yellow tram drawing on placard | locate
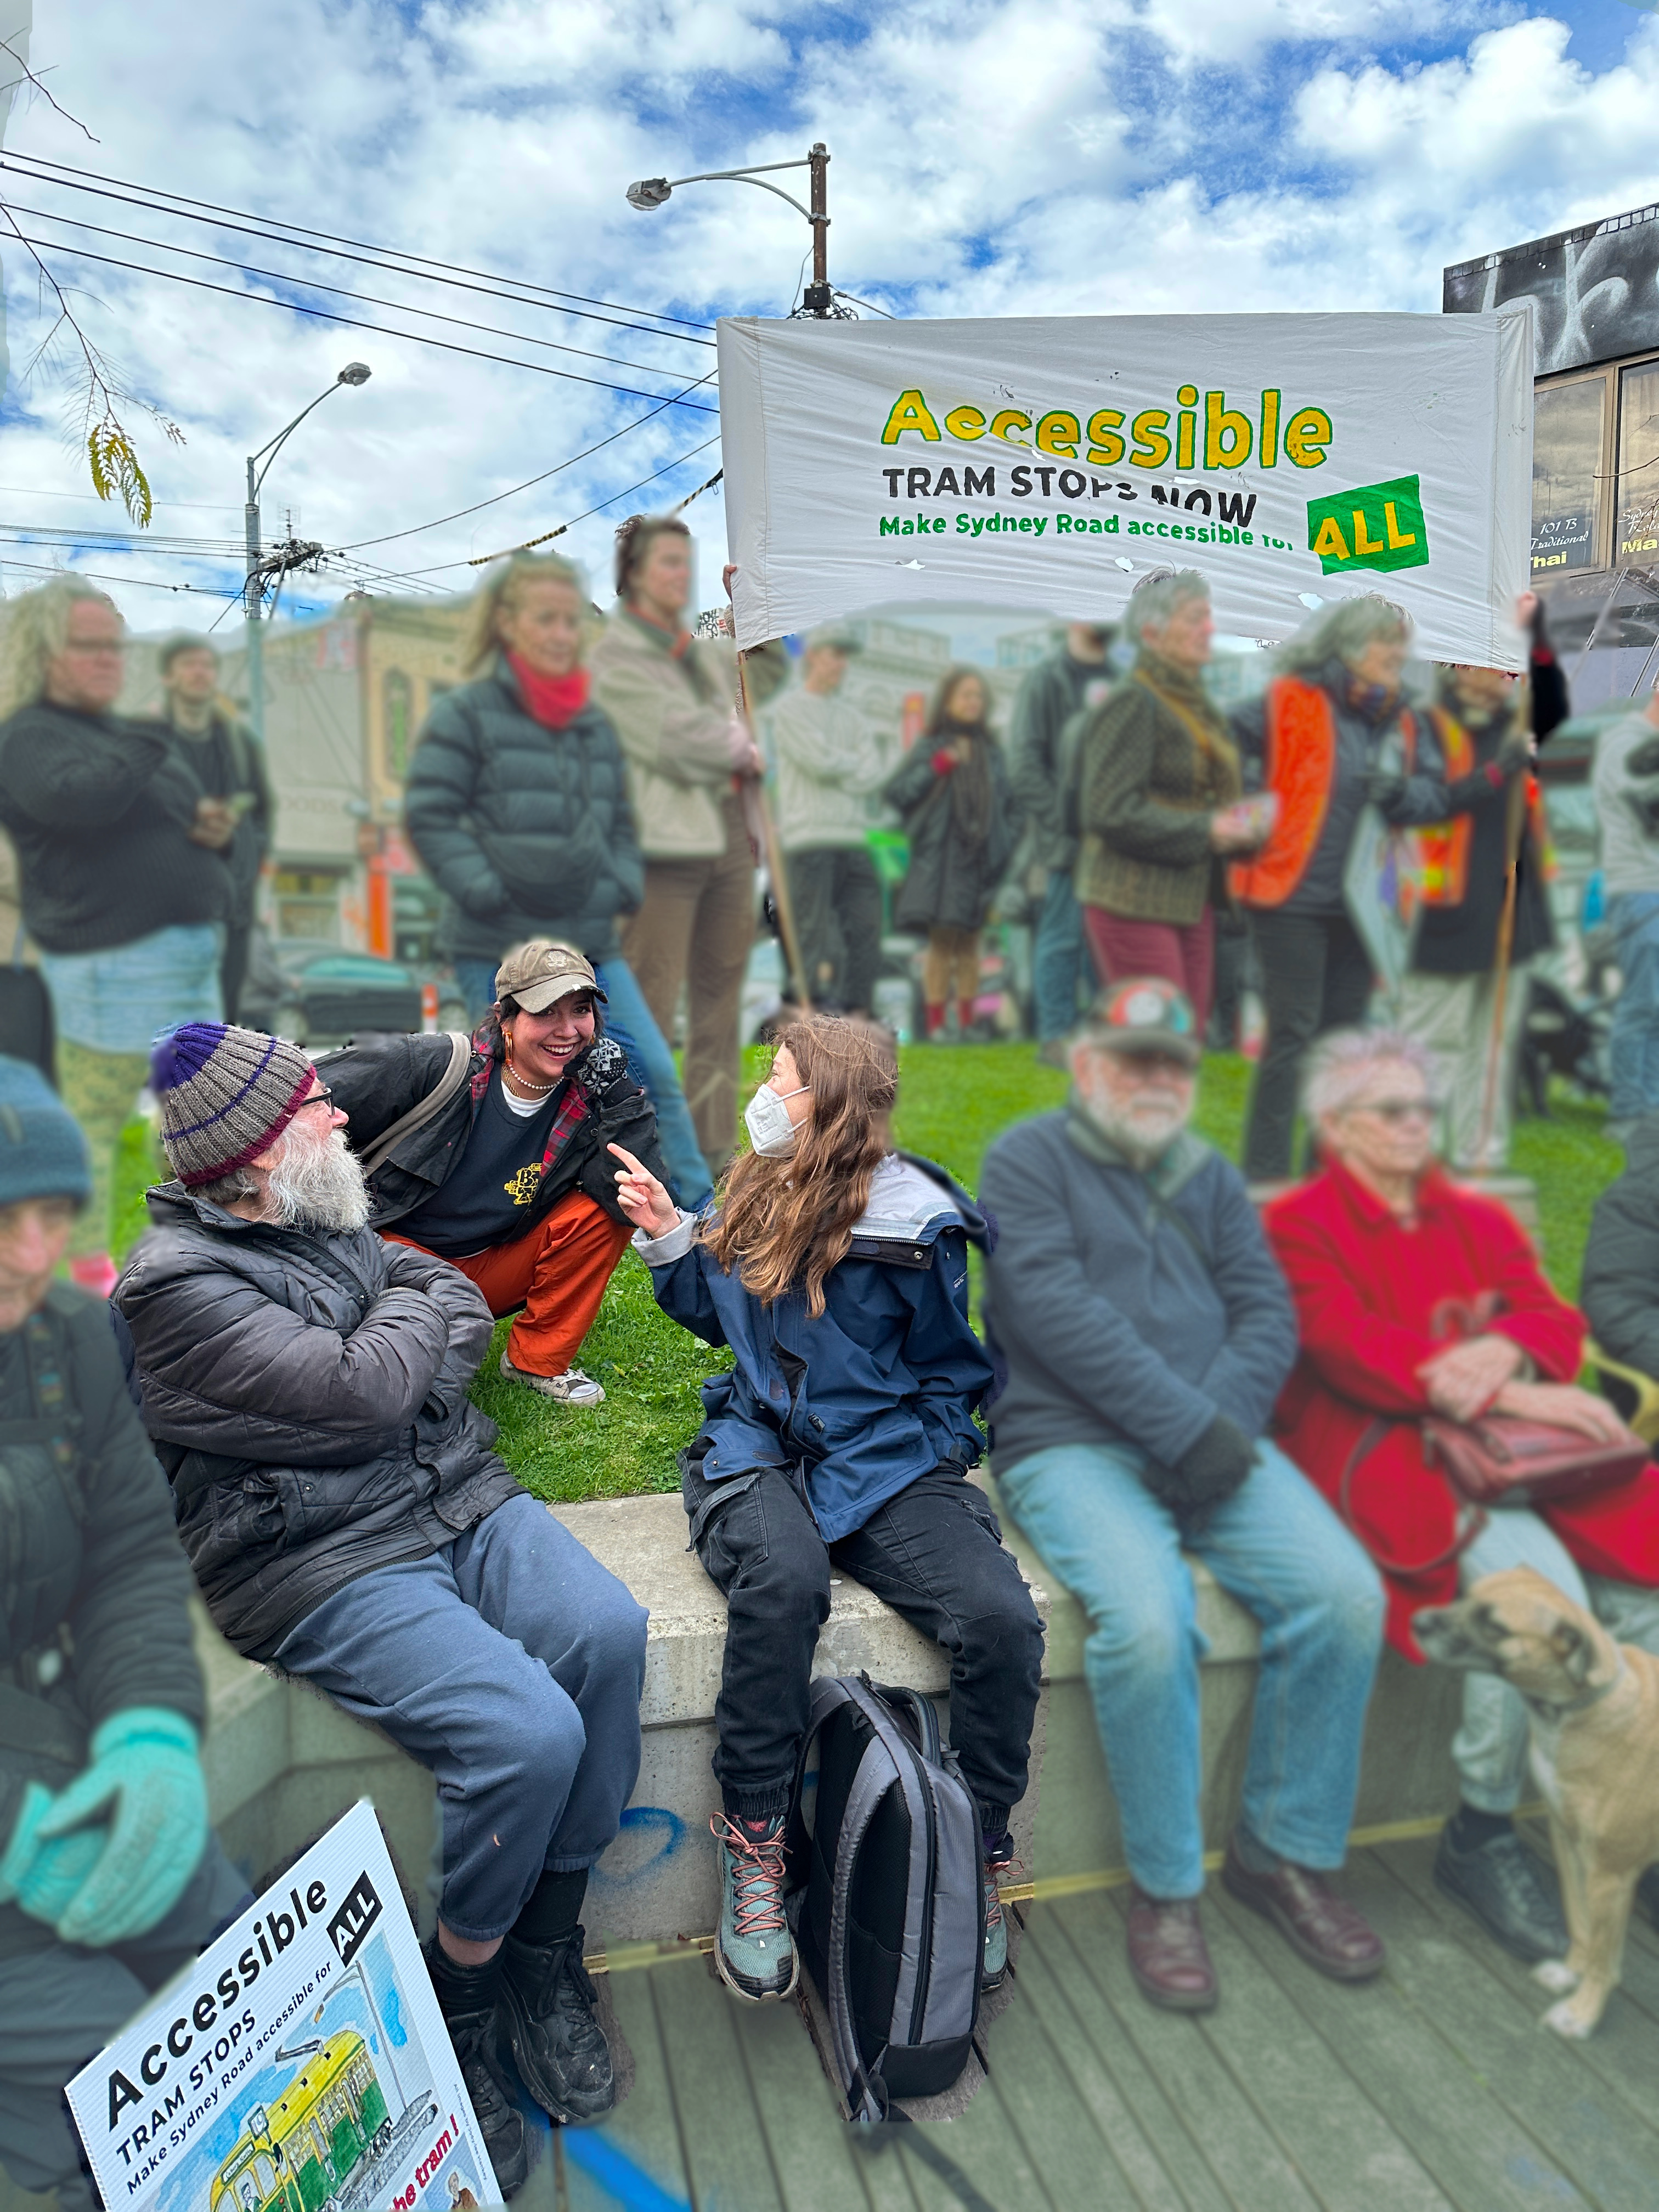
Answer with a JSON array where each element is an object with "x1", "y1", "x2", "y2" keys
[{"x1": 208, "y1": 2033, "x2": 391, "y2": 2212}]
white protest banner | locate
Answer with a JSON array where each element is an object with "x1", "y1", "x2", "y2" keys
[
  {"x1": 66, "y1": 1801, "x2": 494, "y2": 2212},
  {"x1": 718, "y1": 309, "x2": 1534, "y2": 668}
]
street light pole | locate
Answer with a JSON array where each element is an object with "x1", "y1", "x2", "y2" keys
[
  {"x1": 803, "y1": 142, "x2": 831, "y2": 316},
  {"x1": 242, "y1": 362, "x2": 371, "y2": 740},
  {"x1": 626, "y1": 144, "x2": 837, "y2": 317}
]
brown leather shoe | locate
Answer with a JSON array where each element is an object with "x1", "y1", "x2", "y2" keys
[
  {"x1": 1125, "y1": 1887, "x2": 1218, "y2": 2012},
  {"x1": 1221, "y1": 1838, "x2": 1385, "y2": 1982}
]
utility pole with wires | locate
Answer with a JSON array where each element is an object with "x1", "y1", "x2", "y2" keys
[{"x1": 242, "y1": 362, "x2": 370, "y2": 739}]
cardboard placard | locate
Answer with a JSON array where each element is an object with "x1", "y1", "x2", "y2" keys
[{"x1": 66, "y1": 1802, "x2": 493, "y2": 2212}]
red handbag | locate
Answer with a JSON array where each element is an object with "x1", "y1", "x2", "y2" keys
[{"x1": 1336, "y1": 1294, "x2": 1649, "y2": 1576}]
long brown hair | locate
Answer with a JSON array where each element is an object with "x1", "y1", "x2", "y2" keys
[
  {"x1": 701, "y1": 1015, "x2": 899, "y2": 1317},
  {"x1": 923, "y1": 663, "x2": 996, "y2": 848}
]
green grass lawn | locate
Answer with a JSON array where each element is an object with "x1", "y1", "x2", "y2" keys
[{"x1": 110, "y1": 1044, "x2": 1619, "y2": 1505}]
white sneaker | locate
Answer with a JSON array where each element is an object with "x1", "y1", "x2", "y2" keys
[{"x1": 499, "y1": 1355, "x2": 605, "y2": 1406}]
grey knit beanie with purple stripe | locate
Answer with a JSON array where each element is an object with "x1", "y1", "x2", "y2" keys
[{"x1": 150, "y1": 1023, "x2": 316, "y2": 1187}]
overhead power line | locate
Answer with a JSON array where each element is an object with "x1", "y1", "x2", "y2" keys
[
  {"x1": 334, "y1": 378, "x2": 718, "y2": 553},
  {"x1": 2, "y1": 152, "x2": 717, "y2": 337},
  {"x1": 4, "y1": 232, "x2": 722, "y2": 411},
  {"x1": 0, "y1": 551, "x2": 244, "y2": 600},
  {"x1": 7, "y1": 200, "x2": 715, "y2": 383},
  {"x1": 455, "y1": 432, "x2": 723, "y2": 569}
]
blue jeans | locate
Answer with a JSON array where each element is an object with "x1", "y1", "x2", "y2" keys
[
  {"x1": 1609, "y1": 891, "x2": 1659, "y2": 1121},
  {"x1": 274, "y1": 1493, "x2": 648, "y2": 1942},
  {"x1": 38, "y1": 922, "x2": 223, "y2": 1052},
  {"x1": 1033, "y1": 870, "x2": 1090, "y2": 1041},
  {"x1": 454, "y1": 954, "x2": 713, "y2": 1211},
  {"x1": 996, "y1": 1438, "x2": 1384, "y2": 1898},
  {"x1": 1454, "y1": 1506, "x2": 1659, "y2": 1812}
]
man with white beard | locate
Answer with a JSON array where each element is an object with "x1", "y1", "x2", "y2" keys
[
  {"x1": 980, "y1": 979, "x2": 1386, "y2": 2013},
  {"x1": 115, "y1": 1023, "x2": 648, "y2": 2199}
]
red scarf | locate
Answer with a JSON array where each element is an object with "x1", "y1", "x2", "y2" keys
[{"x1": 507, "y1": 652, "x2": 589, "y2": 729}]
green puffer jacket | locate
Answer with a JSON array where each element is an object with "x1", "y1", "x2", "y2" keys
[
  {"x1": 404, "y1": 659, "x2": 645, "y2": 963},
  {"x1": 1, "y1": 1286, "x2": 206, "y2": 1960}
]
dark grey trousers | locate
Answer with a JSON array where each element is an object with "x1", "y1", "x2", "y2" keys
[
  {"x1": 786, "y1": 845, "x2": 883, "y2": 1014},
  {"x1": 0, "y1": 1840, "x2": 250, "y2": 2211}
]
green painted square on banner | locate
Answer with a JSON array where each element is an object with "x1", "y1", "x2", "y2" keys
[{"x1": 1306, "y1": 474, "x2": 1430, "y2": 576}]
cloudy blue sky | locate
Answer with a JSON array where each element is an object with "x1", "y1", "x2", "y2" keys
[{"x1": 1, "y1": 0, "x2": 1656, "y2": 634}]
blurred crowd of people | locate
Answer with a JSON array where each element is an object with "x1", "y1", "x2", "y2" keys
[
  {"x1": 8, "y1": 540, "x2": 1659, "y2": 1291},
  {"x1": 7, "y1": 536, "x2": 1659, "y2": 2196}
]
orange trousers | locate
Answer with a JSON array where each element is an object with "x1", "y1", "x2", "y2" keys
[{"x1": 386, "y1": 1192, "x2": 632, "y2": 1378}]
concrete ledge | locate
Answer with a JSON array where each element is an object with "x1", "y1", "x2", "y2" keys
[{"x1": 192, "y1": 1482, "x2": 1462, "y2": 1949}]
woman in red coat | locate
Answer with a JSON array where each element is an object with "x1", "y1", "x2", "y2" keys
[{"x1": 1266, "y1": 1025, "x2": 1659, "y2": 1967}]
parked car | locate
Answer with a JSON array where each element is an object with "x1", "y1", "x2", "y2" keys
[{"x1": 239, "y1": 934, "x2": 456, "y2": 1047}]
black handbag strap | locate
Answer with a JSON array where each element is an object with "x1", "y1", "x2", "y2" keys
[{"x1": 1336, "y1": 1417, "x2": 1486, "y2": 1579}]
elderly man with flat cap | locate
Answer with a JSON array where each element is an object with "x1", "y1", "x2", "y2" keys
[
  {"x1": 981, "y1": 978, "x2": 1387, "y2": 2014},
  {"x1": 320, "y1": 937, "x2": 669, "y2": 1405},
  {"x1": 768, "y1": 627, "x2": 888, "y2": 1014},
  {"x1": 116, "y1": 1017, "x2": 650, "y2": 2196}
]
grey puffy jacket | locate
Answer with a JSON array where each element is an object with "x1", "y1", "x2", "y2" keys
[{"x1": 116, "y1": 1187, "x2": 521, "y2": 1661}]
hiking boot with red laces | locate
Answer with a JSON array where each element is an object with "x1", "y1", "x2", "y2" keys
[
  {"x1": 712, "y1": 1811, "x2": 797, "y2": 2003},
  {"x1": 982, "y1": 1835, "x2": 1019, "y2": 1991}
]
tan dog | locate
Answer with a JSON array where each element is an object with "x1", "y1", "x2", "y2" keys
[{"x1": 1414, "y1": 1566, "x2": 1659, "y2": 2038}]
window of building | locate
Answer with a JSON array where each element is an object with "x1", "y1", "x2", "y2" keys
[
  {"x1": 1531, "y1": 375, "x2": 1608, "y2": 575},
  {"x1": 382, "y1": 668, "x2": 413, "y2": 782},
  {"x1": 1616, "y1": 358, "x2": 1659, "y2": 561}
]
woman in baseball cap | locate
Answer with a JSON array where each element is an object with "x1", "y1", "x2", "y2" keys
[{"x1": 319, "y1": 940, "x2": 674, "y2": 1404}]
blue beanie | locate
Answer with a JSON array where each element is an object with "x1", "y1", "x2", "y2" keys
[{"x1": 0, "y1": 1056, "x2": 92, "y2": 1209}]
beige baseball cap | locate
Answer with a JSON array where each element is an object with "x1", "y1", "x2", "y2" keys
[{"x1": 493, "y1": 940, "x2": 606, "y2": 1013}]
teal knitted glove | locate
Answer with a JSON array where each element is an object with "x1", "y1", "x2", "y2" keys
[
  {"x1": 37, "y1": 1708, "x2": 207, "y2": 1948},
  {"x1": 0, "y1": 1783, "x2": 110, "y2": 1926}
]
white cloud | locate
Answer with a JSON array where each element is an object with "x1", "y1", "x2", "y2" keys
[{"x1": 0, "y1": 2, "x2": 1654, "y2": 634}]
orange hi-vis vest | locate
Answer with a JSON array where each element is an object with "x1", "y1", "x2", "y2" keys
[
  {"x1": 1229, "y1": 678, "x2": 1420, "y2": 911},
  {"x1": 1417, "y1": 705, "x2": 1553, "y2": 907},
  {"x1": 1417, "y1": 710, "x2": 1475, "y2": 907}
]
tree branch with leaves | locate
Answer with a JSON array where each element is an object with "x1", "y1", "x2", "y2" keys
[{"x1": 0, "y1": 34, "x2": 183, "y2": 524}]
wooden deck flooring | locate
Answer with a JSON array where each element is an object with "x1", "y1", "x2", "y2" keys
[{"x1": 523, "y1": 1829, "x2": 1659, "y2": 2212}]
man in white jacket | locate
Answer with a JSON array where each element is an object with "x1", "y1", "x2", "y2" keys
[{"x1": 770, "y1": 629, "x2": 888, "y2": 1014}]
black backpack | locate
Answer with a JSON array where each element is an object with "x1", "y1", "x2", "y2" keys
[{"x1": 786, "y1": 1674, "x2": 984, "y2": 2122}]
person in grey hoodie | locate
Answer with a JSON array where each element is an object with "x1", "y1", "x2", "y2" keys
[{"x1": 981, "y1": 977, "x2": 1385, "y2": 2015}]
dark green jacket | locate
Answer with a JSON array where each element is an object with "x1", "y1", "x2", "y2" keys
[
  {"x1": 1, "y1": 1287, "x2": 206, "y2": 1959},
  {"x1": 404, "y1": 660, "x2": 645, "y2": 964},
  {"x1": 1010, "y1": 649, "x2": 1111, "y2": 873},
  {"x1": 1074, "y1": 665, "x2": 1240, "y2": 926}
]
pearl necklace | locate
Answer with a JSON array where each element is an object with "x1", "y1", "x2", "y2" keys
[{"x1": 503, "y1": 1061, "x2": 557, "y2": 1099}]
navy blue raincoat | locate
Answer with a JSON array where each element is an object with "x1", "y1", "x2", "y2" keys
[{"x1": 637, "y1": 1154, "x2": 993, "y2": 1543}]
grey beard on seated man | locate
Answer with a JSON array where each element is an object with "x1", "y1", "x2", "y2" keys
[
  {"x1": 1071, "y1": 1042, "x2": 1195, "y2": 1169},
  {"x1": 204, "y1": 1114, "x2": 372, "y2": 1232}
]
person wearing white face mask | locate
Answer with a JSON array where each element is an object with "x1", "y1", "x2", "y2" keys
[{"x1": 608, "y1": 1014, "x2": 1042, "y2": 2010}]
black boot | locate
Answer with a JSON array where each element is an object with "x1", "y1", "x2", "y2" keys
[
  {"x1": 425, "y1": 1943, "x2": 528, "y2": 2197},
  {"x1": 1433, "y1": 1811, "x2": 1567, "y2": 1963},
  {"x1": 499, "y1": 1928, "x2": 616, "y2": 2123}
]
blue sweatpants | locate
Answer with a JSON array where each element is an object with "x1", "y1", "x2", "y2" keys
[{"x1": 274, "y1": 1494, "x2": 648, "y2": 1942}]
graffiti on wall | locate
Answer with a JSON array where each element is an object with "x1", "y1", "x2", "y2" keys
[{"x1": 1444, "y1": 202, "x2": 1659, "y2": 376}]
